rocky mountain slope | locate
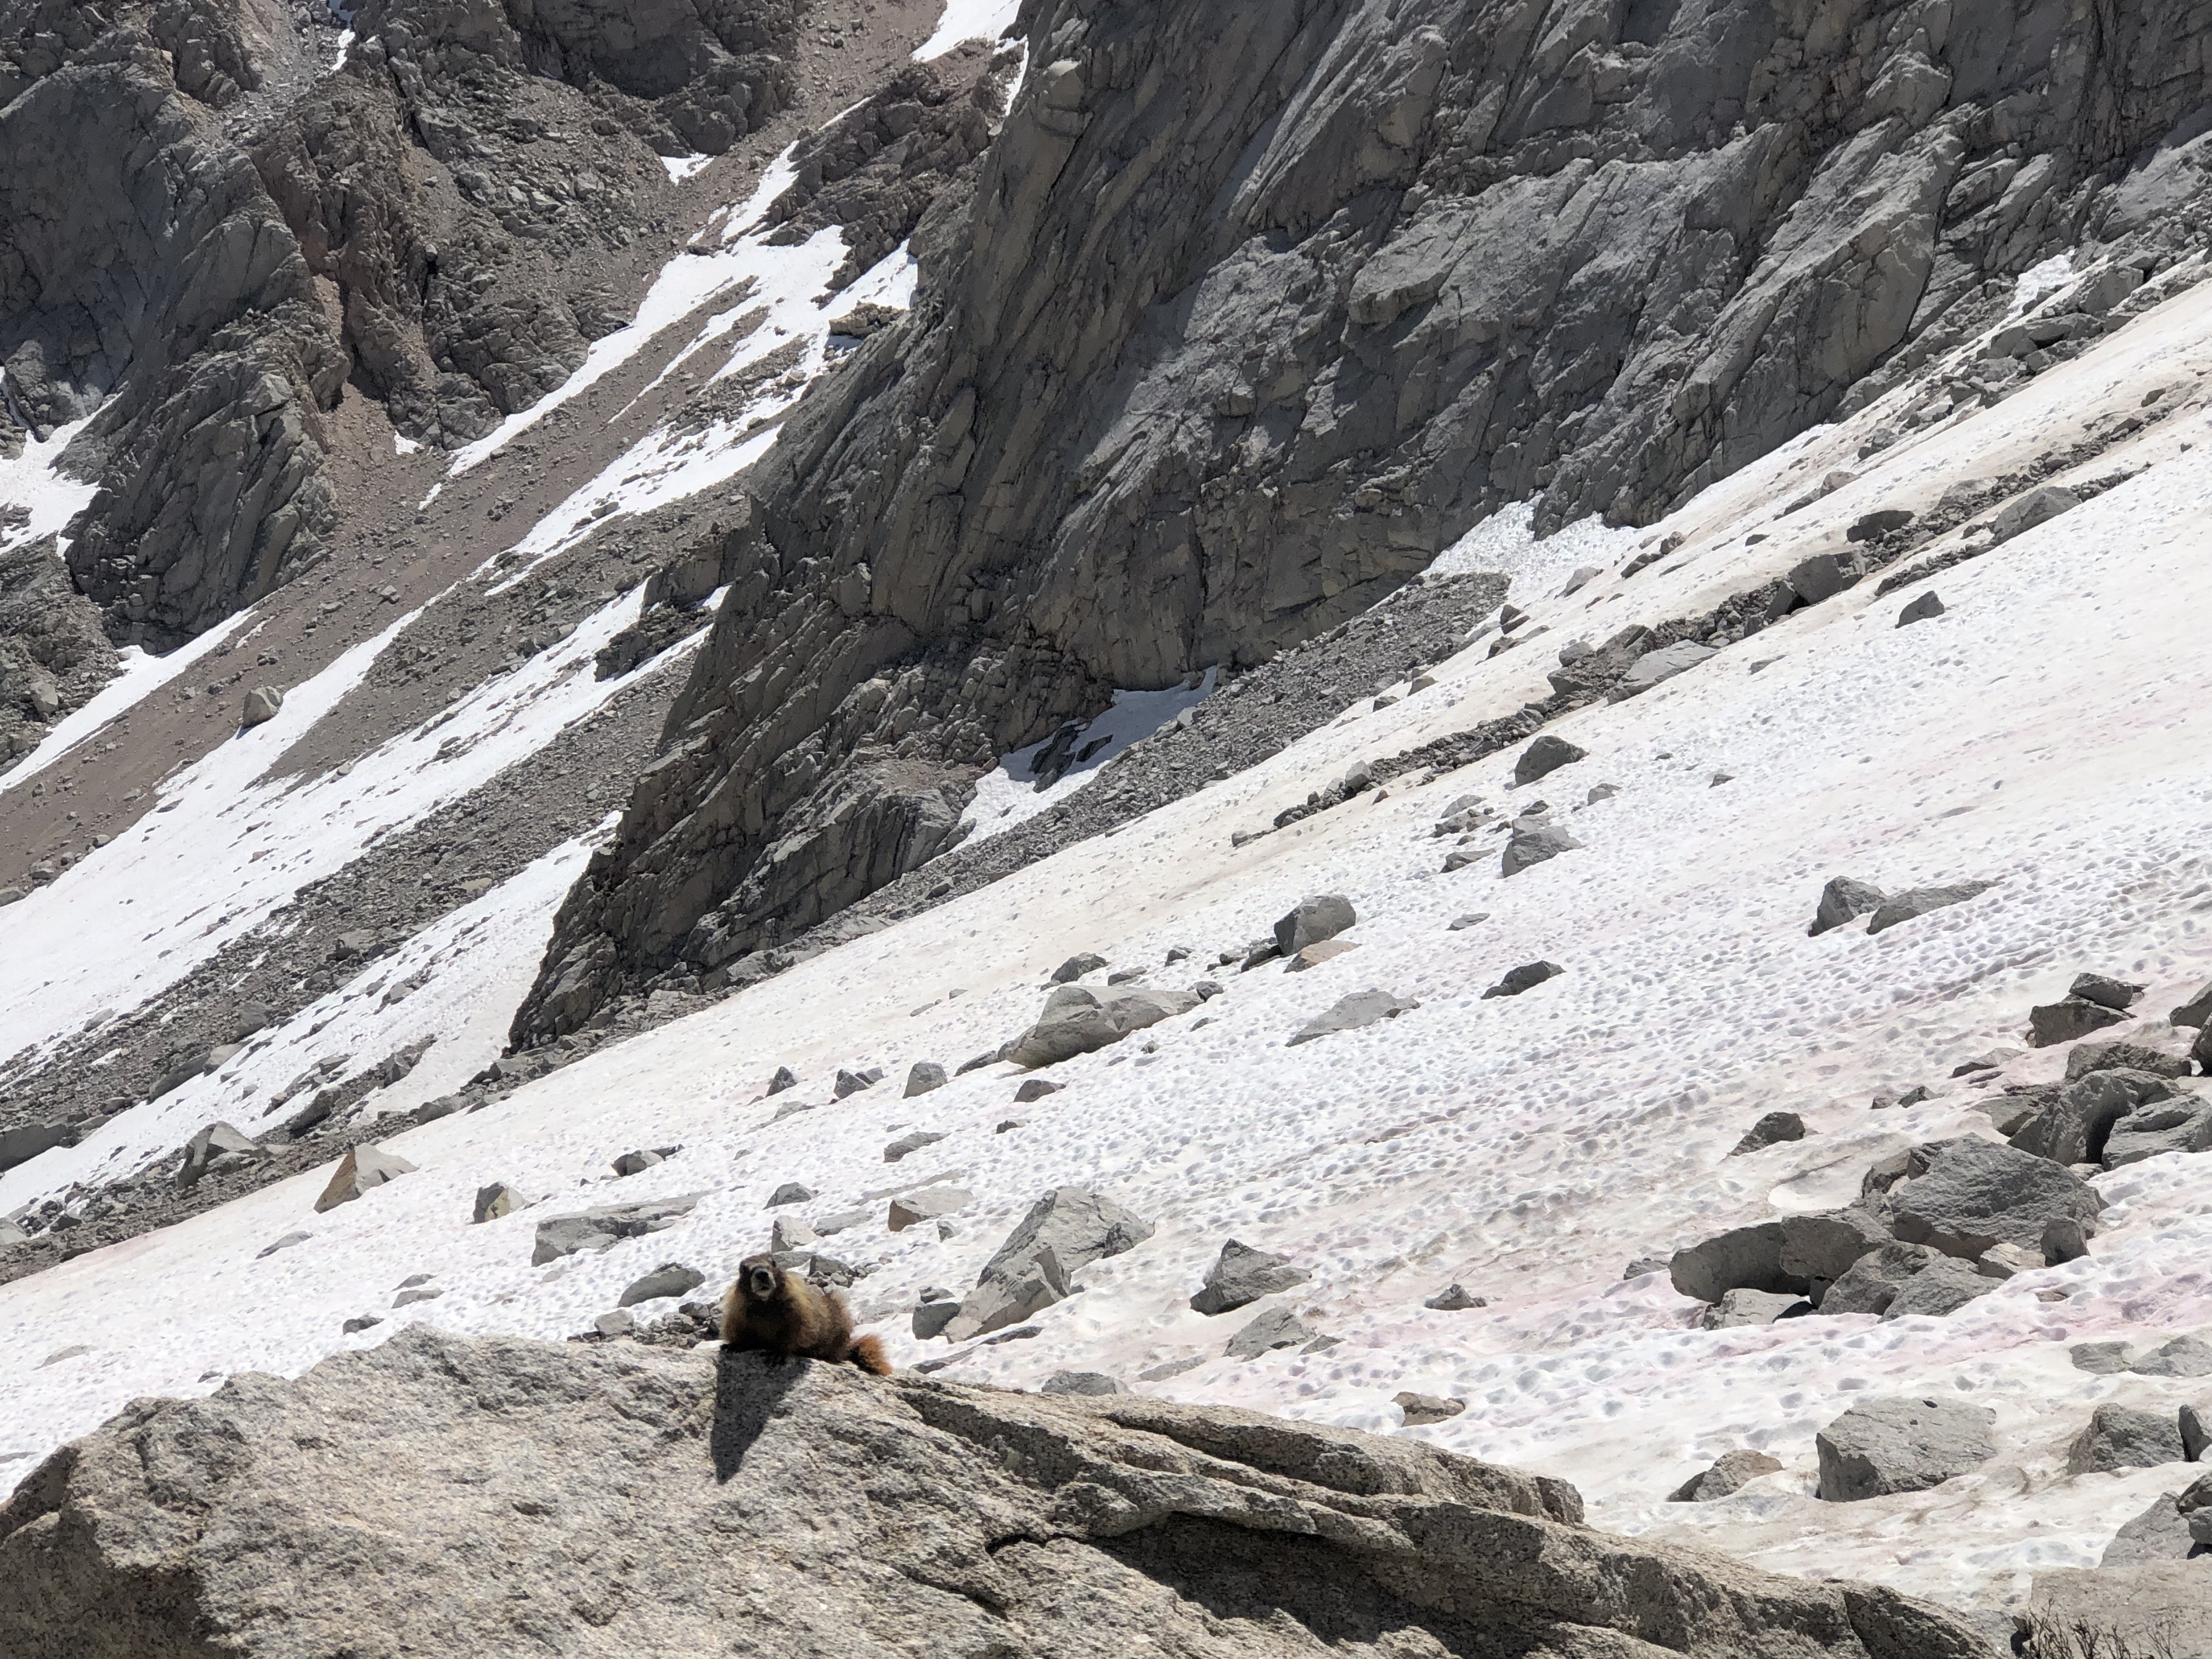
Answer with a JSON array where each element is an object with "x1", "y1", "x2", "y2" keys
[{"x1": 5, "y1": 0, "x2": 2212, "y2": 1651}]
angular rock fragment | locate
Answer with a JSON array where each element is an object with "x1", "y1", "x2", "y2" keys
[
  {"x1": 888, "y1": 1187, "x2": 970, "y2": 1233},
  {"x1": 1224, "y1": 1305, "x2": 1313, "y2": 1359},
  {"x1": 1883, "y1": 1256, "x2": 1996, "y2": 1319},
  {"x1": 1894, "y1": 592, "x2": 1944, "y2": 627},
  {"x1": 1013, "y1": 1079, "x2": 1063, "y2": 1103},
  {"x1": 903, "y1": 1062, "x2": 947, "y2": 1097},
  {"x1": 1513, "y1": 735, "x2": 1587, "y2": 786},
  {"x1": 769, "y1": 1215, "x2": 817, "y2": 1252},
  {"x1": 883, "y1": 1130, "x2": 946, "y2": 1163},
  {"x1": 1808, "y1": 877, "x2": 1886, "y2": 936},
  {"x1": 834, "y1": 1068, "x2": 885, "y2": 1098},
  {"x1": 1189, "y1": 1240, "x2": 1312, "y2": 1316},
  {"x1": 472, "y1": 1183, "x2": 527, "y2": 1223},
  {"x1": 618, "y1": 1263, "x2": 706, "y2": 1308},
  {"x1": 1612, "y1": 640, "x2": 1717, "y2": 699},
  {"x1": 1041, "y1": 1371, "x2": 1125, "y2": 1397},
  {"x1": 530, "y1": 1196, "x2": 701, "y2": 1265},
  {"x1": 239, "y1": 686, "x2": 284, "y2": 727},
  {"x1": 1870, "y1": 1136, "x2": 2102, "y2": 1259},
  {"x1": 2129, "y1": 1335, "x2": 2212, "y2": 1379},
  {"x1": 1669, "y1": 1449, "x2": 1783, "y2": 1502},
  {"x1": 2010, "y1": 1069, "x2": 2190, "y2": 1165},
  {"x1": 2071, "y1": 973, "x2": 2147, "y2": 1012},
  {"x1": 767, "y1": 1066, "x2": 799, "y2": 1095},
  {"x1": 1989, "y1": 484, "x2": 2079, "y2": 544},
  {"x1": 1285, "y1": 939, "x2": 1359, "y2": 972},
  {"x1": 1395, "y1": 1392, "x2": 1466, "y2": 1425},
  {"x1": 940, "y1": 1188, "x2": 1153, "y2": 1343},
  {"x1": 1425, "y1": 1284, "x2": 1486, "y2": 1310},
  {"x1": 1482, "y1": 961, "x2": 1564, "y2": 1000},
  {"x1": 1286, "y1": 989, "x2": 1419, "y2": 1046},
  {"x1": 314, "y1": 1144, "x2": 418, "y2": 1213},
  {"x1": 1051, "y1": 953, "x2": 1108, "y2": 984},
  {"x1": 1274, "y1": 894, "x2": 1357, "y2": 956},
  {"x1": 1728, "y1": 1112, "x2": 1804, "y2": 1156},
  {"x1": 176, "y1": 1122, "x2": 262, "y2": 1190},
  {"x1": 1815, "y1": 1396, "x2": 1997, "y2": 1500},
  {"x1": 2067, "y1": 1404, "x2": 2186, "y2": 1474},
  {"x1": 1008, "y1": 985, "x2": 1199, "y2": 1068},
  {"x1": 2027, "y1": 997, "x2": 2130, "y2": 1047},
  {"x1": 766, "y1": 1182, "x2": 815, "y2": 1207},
  {"x1": 2066, "y1": 1040, "x2": 2191, "y2": 1081},
  {"x1": 1501, "y1": 820, "x2": 1583, "y2": 877},
  {"x1": 1702, "y1": 1289, "x2": 1809, "y2": 1328},
  {"x1": 1865, "y1": 882, "x2": 1994, "y2": 935}
]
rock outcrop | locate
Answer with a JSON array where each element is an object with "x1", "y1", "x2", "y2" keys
[
  {"x1": 518, "y1": 0, "x2": 2212, "y2": 1037},
  {"x1": 0, "y1": 1324, "x2": 1996, "y2": 1657}
]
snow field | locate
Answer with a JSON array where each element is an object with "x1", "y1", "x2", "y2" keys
[{"x1": 8, "y1": 249, "x2": 2212, "y2": 1622}]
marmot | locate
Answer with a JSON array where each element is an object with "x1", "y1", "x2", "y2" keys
[{"x1": 721, "y1": 1254, "x2": 891, "y2": 1375}]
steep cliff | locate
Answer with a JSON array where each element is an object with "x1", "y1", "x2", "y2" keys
[{"x1": 517, "y1": 0, "x2": 2212, "y2": 1037}]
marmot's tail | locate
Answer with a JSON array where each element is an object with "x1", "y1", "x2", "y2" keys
[{"x1": 848, "y1": 1334, "x2": 893, "y2": 1377}]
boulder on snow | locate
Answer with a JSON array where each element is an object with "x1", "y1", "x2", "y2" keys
[
  {"x1": 1224, "y1": 1305, "x2": 1313, "y2": 1359},
  {"x1": 1669, "y1": 1450, "x2": 1784, "y2": 1503},
  {"x1": 769, "y1": 1215, "x2": 818, "y2": 1252},
  {"x1": 1273, "y1": 894, "x2": 1357, "y2": 956},
  {"x1": 2172, "y1": 980, "x2": 2212, "y2": 1029},
  {"x1": 612, "y1": 1147, "x2": 679, "y2": 1177},
  {"x1": 2010, "y1": 1069, "x2": 2193, "y2": 1165},
  {"x1": 176, "y1": 1122, "x2": 262, "y2": 1190},
  {"x1": 1286, "y1": 989, "x2": 1420, "y2": 1046},
  {"x1": 1988, "y1": 483, "x2": 2079, "y2": 544},
  {"x1": 1013, "y1": 1079, "x2": 1064, "y2": 1103},
  {"x1": 1808, "y1": 877, "x2": 1886, "y2": 936},
  {"x1": 2069, "y1": 972, "x2": 2147, "y2": 1012},
  {"x1": 239, "y1": 686, "x2": 284, "y2": 727},
  {"x1": 903, "y1": 1062, "x2": 948, "y2": 1097},
  {"x1": 2103, "y1": 1092, "x2": 2212, "y2": 1169},
  {"x1": 1728, "y1": 1112, "x2": 1805, "y2": 1156},
  {"x1": 1285, "y1": 939, "x2": 1359, "y2": 972},
  {"x1": 2066, "y1": 1040, "x2": 2192, "y2": 1081},
  {"x1": 2027, "y1": 997, "x2": 2131, "y2": 1047},
  {"x1": 1189, "y1": 1239, "x2": 1312, "y2": 1316},
  {"x1": 1815, "y1": 1396, "x2": 1997, "y2": 1500},
  {"x1": 1040, "y1": 1371, "x2": 1126, "y2": 1397},
  {"x1": 1425, "y1": 1284, "x2": 1487, "y2": 1310},
  {"x1": 1482, "y1": 961, "x2": 1564, "y2": 999},
  {"x1": 888, "y1": 1187, "x2": 970, "y2": 1233},
  {"x1": 1007, "y1": 985, "x2": 1199, "y2": 1068},
  {"x1": 1051, "y1": 952, "x2": 1108, "y2": 983},
  {"x1": 529, "y1": 1195, "x2": 701, "y2": 1265},
  {"x1": 883, "y1": 1130, "x2": 946, "y2": 1163},
  {"x1": 2129, "y1": 1335, "x2": 2212, "y2": 1379},
  {"x1": 766, "y1": 1066, "x2": 799, "y2": 1095},
  {"x1": 1865, "y1": 882, "x2": 1994, "y2": 935},
  {"x1": 1501, "y1": 820, "x2": 1583, "y2": 876},
  {"x1": 1894, "y1": 592, "x2": 1944, "y2": 627},
  {"x1": 766, "y1": 1182, "x2": 815, "y2": 1207},
  {"x1": 939, "y1": 1188, "x2": 1153, "y2": 1344},
  {"x1": 1868, "y1": 1136, "x2": 2103, "y2": 1260},
  {"x1": 313, "y1": 1144, "x2": 418, "y2": 1213},
  {"x1": 2100, "y1": 1492, "x2": 2202, "y2": 1566},
  {"x1": 1883, "y1": 1255, "x2": 1997, "y2": 1320},
  {"x1": 1611, "y1": 640, "x2": 1718, "y2": 699},
  {"x1": 1669, "y1": 1208, "x2": 1888, "y2": 1306},
  {"x1": 1820, "y1": 1242, "x2": 1947, "y2": 1317},
  {"x1": 2067, "y1": 1405, "x2": 2187, "y2": 1475},
  {"x1": 618, "y1": 1263, "x2": 706, "y2": 1307},
  {"x1": 472, "y1": 1183, "x2": 527, "y2": 1223},
  {"x1": 1513, "y1": 735, "x2": 1587, "y2": 786},
  {"x1": 833, "y1": 1068, "x2": 885, "y2": 1098},
  {"x1": 1395, "y1": 1392, "x2": 1466, "y2": 1425}
]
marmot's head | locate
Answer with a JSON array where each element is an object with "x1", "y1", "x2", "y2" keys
[{"x1": 737, "y1": 1253, "x2": 785, "y2": 1303}]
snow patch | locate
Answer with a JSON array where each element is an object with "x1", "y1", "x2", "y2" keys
[
  {"x1": 660, "y1": 153, "x2": 714, "y2": 183},
  {"x1": 960, "y1": 672, "x2": 1215, "y2": 845},
  {"x1": 1429, "y1": 501, "x2": 1641, "y2": 600},
  {"x1": 0, "y1": 407, "x2": 100, "y2": 559},
  {"x1": 916, "y1": 0, "x2": 1021, "y2": 59}
]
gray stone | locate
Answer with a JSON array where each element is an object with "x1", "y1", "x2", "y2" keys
[
  {"x1": 2066, "y1": 1040, "x2": 2192, "y2": 1081},
  {"x1": 1883, "y1": 1256, "x2": 1996, "y2": 1320},
  {"x1": 392, "y1": 1287, "x2": 443, "y2": 1309},
  {"x1": 2072, "y1": 973, "x2": 2148, "y2": 1012},
  {"x1": 471, "y1": 1183, "x2": 527, "y2": 1224},
  {"x1": 1008, "y1": 985, "x2": 1200, "y2": 1068},
  {"x1": 888, "y1": 1187, "x2": 971, "y2": 1233},
  {"x1": 1013, "y1": 1080, "x2": 1064, "y2": 1103},
  {"x1": 1974, "y1": 1243, "x2": 2045, "y2": 1279},
  {"x1": 611, "y1": 1149, "x2": 667, "y2": 1177},
  {"x1": 1787, "y1": 552, "x2": 1866, "y2": 605},
  {"x1": 0, "y1": 1121, "x2": 72, "y2": 1174},
  {"x1": 313, "y1": 1144, "x2": 418, "y2": 1214},
  {"x1": 766, "y1": 1183, "x2": 815, "y2": 1207},
  {"x1": 884, "y1": 1130, "x2": 946, "y2": 1163},
  {"x1": 1286, "y1": 989, "x2": 1420, "y2": 1046},
  {"x1": 911, "y1": 1300, "x2": 960, "y2": 1340},
  {"x1": 2171, "y1": 981, "x2": 2212, "y2": 1029},
  {"x1": 1500, "y1": 821, "x2": 1583, "y2": 877},
  {"x1": 1702, "y1": 1289, "x2": 1810, "y2": 1329},
  {"x1": 2101, "y1": 1493, "x2": 2202, "y2": 1565},
  {"x1": 1224, "y1": 1305, "x2": 1313, "y2": 1359},
  {"x1": 176, "y1": 1122, "x2": 262, "y2": 1191},
  {"x1": 1040, "y1": 1372, "x2": 1126, "y2": 1397},
  {"x1": 1512, "y1": 735, "x2": 1587, "y2": 786},
  {"x1": 255, "y1": 1232, "x2": 312, "y2": 1261},
  {"x1": 1395, "y1": 1392, "x2": 1466, "y2": 1426},
  {"x1": 1273, "y1": 894, "x2": 1357, "y2": 956},
  {"x1": 903, "y1": 1061, "x2": 949, "y2": 1097},
  {"x1": 1448, "y1": 912, "x2": 1491, "y2": 930},
  {"x1": 1482, "y1": 960, "x2": 1564, "y2": 1000},
  {"x1": 1848, "y1": 509, "x2": 1916, "y2": 541},
  {"x1": 2011, "y1": 1069, "x2": 2191, "y2": 1165},
  {"x1": 1894, "y1": 592, "x2": 1944, "y2": 627},
  {"x1": 1871, "y1": 1136, "x2": 2103, "y2": 1260},
  {"x1": 1669, "y1": 1450, "x2": 1784, "y2": 1503},
  {"x1": 2042, "y1": 1216, "x2": 2092, "y2": 1264},
  {"x1": 2072, "y1": 1342, "x2": 2136, "y2": 1375},
  {"x1": 2027, "y1": 997, "x2": 2131, "y2": 1047},
  {"x1": 942, "y1": 1187, "x2": 1154, "y2": 1343},
  {"x1": 1613, "y1": 641, "x2": 1718, "y2": 700},
  {"x1": 834, "y1": 1068, "x2": 885, "y2": 1098},
  {"x1": 1051, "y1": 953, "x2": 1108, "y2": 983},
  {"x1": 529, "y1": 1197, "x2": 702, "y2": 1266},
  {"x1": 1815, "y1": 1396, "x2": 1998, "y2": 1500},
  {"x1": 1865, "y1": 883, "x2": 1995, "y2": 935},
  {"x1": 592, "y1": 1311, "x2": 636, "y2": 1339},
  {"x1": 1729, "y1": 1112, "x2": 1805, "y2": 1156},
  {"x1": 767, "y1": 1067, "x2": 799, "y2": 1096},
  {"x1": 2185, "y1": 1404, "x2": 2210, "y2": 1463},
  {"x1": 618, "y1": 1263, "x2": 706, "y2": 1308},
  {"x1": 769, "y1": 1215, "x2": 818, "y2": 1252},
  {"x1": 340, "y1": 1315, "x2": 382, "y2": 1335},
  {"x1": 1425, "y1": 1284, "x2": 1487, "y2": 1310},
  {"x1": 2131, "y1": 1336, "x2": 2212, "y2": 1379},
  {"x1": 1821, "y1": 1243, "x2": 1946, "y2": 1317},
  {"x1": 1189, "y1": 1240, "x2": 1312, "y2": 1316},
  {"x1": 240, "y1": 686, "x2": 284, "y2": 727},
  {"x1": 2068, "y1": 1405, "x2": 2187, "y2": 1474},
  {"x1": 1989, "y1": 484, "x2": 2080, "y2": 544},
  {"x1": 813, "y1": 1209, "x2": 871, "y2": 1236},
  {"x1": 2103, "y1": 1093, "x2": 2212, "y2": 1169}
]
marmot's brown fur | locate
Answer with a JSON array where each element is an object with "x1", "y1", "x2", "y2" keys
[{"x1": 721, "y1": 1254, "x2": 891, "y2": 1375}]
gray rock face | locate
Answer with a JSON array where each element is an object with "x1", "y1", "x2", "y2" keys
[
  {"x1": 312, "y1": 1143, "x2": 417, "y2": 1213},
  {"x1": 1007, "y1": 984, "x2": 1200, "y2": 1068},
  {"x1": 1669, "y1": 1449, "x2": 1784, "y2": 1503},
  {"x1": 1273, "y1": 894, "x2": 1356, "y2": 956},
  {"x1": 1809, "y1": 877, "x2": 1887, "y2": 936},
  {"x1": 940, "y1": 1187, "x2": 1153, "y2": 1344},
  {"x1": 1865, "y1": 882, "x2": 1995, "y2": 935},
  {"x1": 1040, "y1": 1370, "x2": 1125, "y2": 1397},
  {"x1": 1869, "y1": 1136, "x2": 2103, "y2": 1261},
  {"x1": 1286, "y1": 989, "x2": 1420, "y2": 1047},
  {"x1": 2173, "y1": 981, "x2": 2212, "y2": 1029},
  {"x1": 528, "y1": 1195, "x2": 702, "y2": 1266},
  {"x1": 1189, "y1": 1239, "x2": 1312, "y2": 1317},
  {"x1": 2072, "y1": 973, "x2": 2147, "y2": 1012},
  {"x1": 2068, "y1": 1404, "x2": 2187, "y2": 1475},
  {"x1": 1816, "y1": 1396, "x2": 1998, "y2": 1501},
  {"x1": 2066, "y1": 1040, "x2": 2193, "y2": 1081},
  {"x1": 1501, "y1": 820, "x2": 1584, "y2": 877},
  {"x1": 0, "y1": 1324, "x2": 2004, "y2": 1658},
  {"x1": 1512, "y1": 735, "x2": 1586, "y2": 786}
]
